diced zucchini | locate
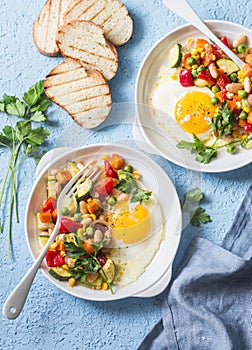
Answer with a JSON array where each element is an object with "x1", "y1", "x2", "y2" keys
[
  {"x1": 216, "y1": 58, "x2": 239, "y2": 75},
  {"x1": 76, "y1": 178, "x2": 93, "y2": 201},
  {"x1": 169, "y1": 43, "x2": 182, "y2": 68},
  {"x1": 79, "y1": 275, "x2": 103, "y2": 289},
  {"x1": 49, "y1": 267, "x2": 71, "y2": 281},
  {"x1": 194, "y1": 78, "x2": 209, "y2": 87},
  {"x1": 100, "y1": 258, "x2": 116, "y2": 284},
  {"x1": 60, "y1": 196, "x2": 78, "y2": 216},
  {"x1": 47, "y1": 179, "x2": 57, "y2": 199},
  {"x1": 38, "y1": 235, "x2": 49, "y2": 249},
  {"x1": 36, "y1": 212, "x2": 52, "y2": 231},
  {"x1": 65, "y1": 162, "x2": 79, "y2": 177}
]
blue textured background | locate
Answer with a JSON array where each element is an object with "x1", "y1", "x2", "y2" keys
[{"x1": 1, "y1": 1, "x2": 251, "y2": 349}]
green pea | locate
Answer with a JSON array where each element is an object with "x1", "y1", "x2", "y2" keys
[
  {"x1": 186, "y1": 56, "x2": 196, "y2": 66},
  {"x1": 191, "y1": 69, "x2": 198, "y2": 79},
  {"x1": 239, "y1": 111, "x2": 248, "y2": 120},
  {"x1": 211, "y1": 85, "x2": 220, "y2": 94},
  {"x1": 197, "y1": 65, "x2": 205, "y2": 74},
  {"x1": 85, "y1": 226, "x2": 94, "y2": 237},
  {"x1": 60, "y1": 207, "x2": 69, "y2": 216},
  {"x1": 238, "y1": 90, "x2": 248, "y2": 99},
  {"x1": 237, "y1": 44, "x2": 247, "y2": 53},
  {"x1": 211, "y1": 97, "x2": 219, "y2": 106},
  {"x1": 74, "y1": 213, "x2": 82, "y2": 222},
  {"x1": 107, "y1": 196, "x2": 117, "y2": 206},
  {"x1": 226, "y1": 143, "x2": 236, "y2": 154},
  {"x1": 229, "y1": 73, "x2": 238, "y2": 82},
  {"x1": 124, "y1": 165, "x2": 133, "y2": 173}
]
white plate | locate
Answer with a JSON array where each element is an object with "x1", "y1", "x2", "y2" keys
[
  {"x1": 135, "y1": 20, "x2": 252, "y2": 172},
  {"x1": 26, "y1": 144, "x2": 182, "y2": 300}
]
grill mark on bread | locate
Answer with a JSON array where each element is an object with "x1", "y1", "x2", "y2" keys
[
  {"x1": 47, "y1": 83, "x2": 107, "y2": 97},
  {"x1": 67, "y1": 44, "x2": 117, "y2": 63},
  {"x1": 63, "y1": 92, "x2": 111, "y2": 108},
  {"x1": 73, "y1": 103, "x2": 111, "y2": 115}
]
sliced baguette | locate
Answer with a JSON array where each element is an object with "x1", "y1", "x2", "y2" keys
[
  {"x1": 44, "y1": 59, "x2": 112, "y2": 128},
  {"x1": 64, "y1": 0, "x2": 133, "y2": 46},
  {"x1": 33, "y1": 0, "x2": 74, "y2": 56},
  {"x1": 56, "y1": 20, "x2": 118, "y2": 81}
]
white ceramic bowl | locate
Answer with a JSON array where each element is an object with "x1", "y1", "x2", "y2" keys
[
  {"x1": 25, "y1": 144, "x2": 182, "y2": 301},
  {"x1": 135, "y1": 20, "x2": 252, "y2": 172}
]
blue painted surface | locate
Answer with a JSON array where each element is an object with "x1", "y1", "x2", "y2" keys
[{"x1": 0, "y1": 1, "x2": 251, "y2": 349}]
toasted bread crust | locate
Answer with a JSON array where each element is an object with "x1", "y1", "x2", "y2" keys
[
  {"x1": 56, "y1": 20, "x2": 118, "y2": 80},
  {"x1": 44, "y1": 59, "x2": 112, "y2": 128},
  {"x1": 64, "y1": 0, "x2": 133, "y2": 46}
]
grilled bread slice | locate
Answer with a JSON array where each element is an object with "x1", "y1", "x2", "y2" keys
[
  {"x1": 56, "y1": 20, "x2": 118, "y2": 81},
  {"x1": 64, "y1": 0, "x2": 133, "y2": 46},
  {"x1": 33, "y1": 0, "x2": 74, "y2": 56},
  {"x1": 44, "y1": 59, "x2": 112, "y2": 128}
]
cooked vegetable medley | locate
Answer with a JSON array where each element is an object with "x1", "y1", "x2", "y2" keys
[
  {"x1": 169, "y1": 33, "x2": 252, "y2": 163},
  {"x1": 36, "y1": 154, "x2": 152, "y2": 292}
]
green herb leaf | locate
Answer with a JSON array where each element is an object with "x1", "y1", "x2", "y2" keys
[
  {"x1": 190, "y1": 207, "x2": 212, "y2": 226},
  {"x1": 23, "y1": 80, "x2": 44, "y2": 107},
  {"x1": 30, "y1": 111, "x2": 47, "y2": 122},
  {"x1": 25, "y1": 127, "x2": 50, "y2": 145},
  {"x1": 182, "y1": 187, "x2": 203, "y2": 212},
  {"x1": 131, "y1": 187, "x2": 152, "y2": 204},
  {"x1": 6, "y1": 99, "x2": 26, "y2": 117}
]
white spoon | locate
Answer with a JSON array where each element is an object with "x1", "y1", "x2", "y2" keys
[{"x1": 163, "y1": 0, "x2": 244, "y2": 69}]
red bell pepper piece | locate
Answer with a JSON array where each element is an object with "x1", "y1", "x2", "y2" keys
[
  {"x1": 41, "y1": 197, "x2": 57, "y2": 213},
  {"x1": 244, "y1": 123, "x2": 252, "y2": 132},
  {"x1": 96, "y1": 177, "x2": 114, "y2": 197},
  {"x1": 46, "y1": 250, "x2": 65, "y2": 267},
  {"x1": 197, "y1": 69, "x2": 216, "y2": 85},
  {"x1": 220, "y1": 35, "x2": 230, "y2": 48},
  {"x1": 104, "y1": 160, "x2": 118, "y2": 179},
  {"x1": 217, "y1": 74, "x2": 231, "y2": 90},
  {"x1": 179, "y1": 69, "x2": 194, "y2": 87},
  {"x1": 59, "y1": 217, "x2": 83, "y2": 233},
  {"x1": 222, "y1": 90, "x2": 228, "y2": 101}
]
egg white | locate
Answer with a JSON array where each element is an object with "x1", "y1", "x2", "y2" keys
[{"x1": 107, "y1": 198, "x2": 163, "y2": 287}]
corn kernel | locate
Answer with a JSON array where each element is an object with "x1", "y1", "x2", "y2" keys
[
  {"x1": 187, "y1": 38, "x2": 194, "y2": 46},
  {"x1": 236, "y1": 102, "x2": 242, "y2": 109},
  {"x1": 89, "y1": 214, "x2": 96, "y2": 221},
  {"x1": 201, "y1": 52, "x2": 205, "y2": 58},
  {"x1": 102, "y1": 282, "x2": 108, "y2": 290},
  {"x1": 62, "y1": 264, "x2": 69, "y2": 270},
  {"x1": 60, "y1": 251, "x2": 66, "y2": 257},
  {"x1": 191, "y1": 49, "x2": 198, "y2": 56},
  {"x1": 238, "y1": 70, "x2": 245, "y2": 79},
  {"x1": 243, "y1": 106, "x2": 250, "y2": 113},
  {"x1": 50, "y1": 242, "x2": 57, "y2": 250},
  {"x1": 102, "y1": 154, "x2": 109, "y2": 160},
  {"x1": 68, "y1": 278, "x2": 75, "y2": 288},
  {"x1": 132, "y1": 171, "x2": 140, "y2": 179},
  {"x1": 197, "y1": 47, "x2": 203, "y2": 53},
  {"x1": 171, "y1": 73, "x2": 178, "y2": 80},
  {"x1": 211, "y1": 54, "x2": 216, "y2": 61}
]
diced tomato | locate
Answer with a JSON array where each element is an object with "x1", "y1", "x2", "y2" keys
[
  {"x1": 104, "y1": 160, "x2": 118, "y2": 179},
  {"x1": 220, "y1": 36, "x2": 230, "y2": 48},
  {"x1": 197, "y1": 69, "x2": 216, "y2": 85},
  {"x1": 217, "y1": 74, "x2": 231, "y2": 89},
  {"x1": 59, "y1": 217, "x2": 83, "y2": 233},
  {"x1": 46, "y1": 250, "x2": 65, "y2": 267},
  {"x1": 244, "y1": 123, "x2": 252, "y2": 132},
  {"x1": 179, "y1": 69, "x2": 194, "y2": 87},
  {"x1": 41, "y1": 197, "x2": 56, "y2": 213},
  {"x1": 222, "y1": 90, "x2": 228, "y2": 101},
  {"x1": 96, "y1": 177, "x2": 114, "y2": 197}
]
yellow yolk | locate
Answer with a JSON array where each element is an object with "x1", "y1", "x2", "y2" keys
[
  {"x1": 175, "y1": 91, "x2": 216, "y2": 134},
  {"x1": 108, "y1": 204, "x2": 151, "y2": 244}
]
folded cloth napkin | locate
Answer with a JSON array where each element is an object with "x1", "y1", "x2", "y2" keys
[{"x1": 138, "y1": 186, "x2": 252, "y2": 350}]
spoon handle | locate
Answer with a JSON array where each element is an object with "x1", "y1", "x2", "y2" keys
[{"x1": 162, "y1": 0, "x2": 244, "y2": 69}]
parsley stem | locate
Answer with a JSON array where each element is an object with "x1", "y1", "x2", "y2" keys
[
  {"x1": 7, "y1": 168, "x2": 14, "y2": 258},
  {"x1": 0, "y1": 159, "x2": 11, "y2": 232}
]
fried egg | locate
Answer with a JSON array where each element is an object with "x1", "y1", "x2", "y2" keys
[
  {"x1": 151, "y1": 70, "x2": 215, "y2": 138},
  {"x1": 107, "y1": 198, "x2": 163, "y2": 287}
]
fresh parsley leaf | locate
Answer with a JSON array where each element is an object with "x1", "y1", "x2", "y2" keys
[
  {"x1": 131, "y1": 187, "x2": 152, "y2": 204},
  {"x1": 25, "y1": 127, "x2": 50, "y2": 145},
  {"x1": 30, "y1": 111, "x2": 47, "y2": 122},
  {"x1": 182, "y1": 187, "x2": 203, "y2": 212},
  {"x1": 29, "y1": 94, "x2": 51, "y2": 113},
  {"x1": 64, "y1": 239, "x2": 85, "y2": 259},
  {"x1": 0, "y1": 102, "x2": 5, "y2": 112},
  {"x1": 5, "y1": 99, "x2": 26, "y2": 117},
  {"x1": 190, "y1": 207, "x2": 211, "y2": 226},
  {"x1": 23, "y1": 80, "x2": 44, "y2": 107}
]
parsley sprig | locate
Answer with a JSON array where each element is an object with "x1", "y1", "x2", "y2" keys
[
  {"x1": 0, "y1": 81, "x2": 51, "y2": 256},
  {"x1": 115, "y1": 170, "x2": 152, "y2": 203},
  {"x1": 64, "y1": 235, "x2": 114, "y2": 293},
  {"x1": 177, "y1": 101, "x2": 252, "y2": 164},
  {"x1": 182, "y1": 188, "x2": 211, "y2": 226}
]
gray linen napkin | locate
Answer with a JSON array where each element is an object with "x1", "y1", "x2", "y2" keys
[{"x1": 138, "y1": 186, "x2": 252, "y2": 350}]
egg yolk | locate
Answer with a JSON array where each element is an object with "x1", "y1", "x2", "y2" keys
[
  {"x1": 108, "y1": 204, "x2": 151, "y2": 244},
  {"x1": 174, "y1": 92, "x2": 216, "y2": 134}
]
